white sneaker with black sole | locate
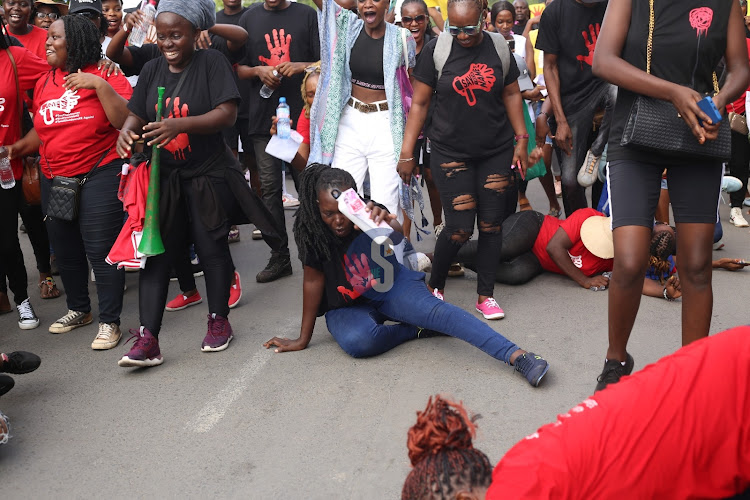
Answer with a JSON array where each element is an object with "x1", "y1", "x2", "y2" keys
[
  {"x1": 17, "y1": 298, "x2": 39, "y2": 330},
  {"x1": 730, "y1": 207, "x2": 750, "y2": 228}
]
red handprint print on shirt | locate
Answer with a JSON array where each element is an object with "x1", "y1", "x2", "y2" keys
[
  {"x1": 576, "y1": 23, "x2": 600, "y2": 68},
  {"x1": 337, "y1": 253, "x2": 377, "y2": 302},
  {"x1": 453, "y1": 63, "x2": 496, "y2": 107},
  {"x1": 258, "y1": 29, "x2": 292, "y2": 67},
  {"x1": 156, "y1": 96, "x2": 191, "y2": 160}
]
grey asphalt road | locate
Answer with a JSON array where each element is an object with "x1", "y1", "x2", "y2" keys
[{"x1": 1, "y1": 180, "x2": 748, "y2": 498}]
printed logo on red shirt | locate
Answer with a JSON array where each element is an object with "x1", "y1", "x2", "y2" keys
[
  {"x1": 259, "y1": 29, "x2": 291, "y2": 66},
  {"x1": 576, "y1": 24, "x2": 600, "y2": 68},
  {"x1": 39, "y1": 90, "x2": 82, "y2": 125},
  {"x1": 452, "y1": 63, "x2": 496, "y2": 106},
  {"x1": 157, "y1": 97, "x2": 191, "y2": 160}
]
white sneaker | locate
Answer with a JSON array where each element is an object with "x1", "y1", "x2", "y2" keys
[
  {"x1": 91, "y1": 322, "x2": 122, "y2": 350},
  {"x1": 415, "y1": 252, "x2": 432, "y2": 272},
  {"x1": 722, "y1": 176, "x2": 742, "y2": 193},
  {"x1": 282, "y1": 194, "x2": 300, "y2": 209},
  {"x1": 730, "y1": 207, "x2": 750, "y2": 227},
  {"x1": 17, "y1": 298, "x2": 39, "y2": 330},
  {"x1": 744, "y1": 197, "x2": 750, "y2": 207}
]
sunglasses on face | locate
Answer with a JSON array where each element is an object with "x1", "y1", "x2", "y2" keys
[
  {"x1": 402, "y1": 14, "x2": 426, "y2": 24},
  {"x1": 74, "y1": 11, "x2": 100, "y2": 20},
  {"x1": 35, "y1": 11, "x2": 59, "y2": 20},
  {"x1": 445, "y1": 18, "x2": 482, "y2": 36}
]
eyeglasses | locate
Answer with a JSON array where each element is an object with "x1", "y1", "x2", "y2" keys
[
  {"x1": 74, "y1": 11, "x2": 100, "y2": 20},
  {"x1": 35, "y1": 11, "x2": 60, "y2": 20},
  {"x1": 401, "y1": 15, "x2": 426, "y2": 24},
  {"x1": 445, "y1": 17, "x2": 483, "y2": 36}
]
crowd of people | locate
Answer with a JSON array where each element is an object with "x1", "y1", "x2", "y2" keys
[{"x1": 0, "y1": 0, "x2": 748, "y2": 492}]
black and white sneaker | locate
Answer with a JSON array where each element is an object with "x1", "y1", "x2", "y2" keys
[
  {"x1": 17, "y1": 298, "x2": 40, "y2": 330},
  {"x1": 595, "y1": 353, "x2": 635, "y2": 392}
]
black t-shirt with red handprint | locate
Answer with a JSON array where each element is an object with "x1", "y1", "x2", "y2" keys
[
  {"x1": 128, "y1": 49, "x2": 240, "y2": 171},
  {"x1": 535, "y1": 0, "x2": 607, "y2": 114},
  {"x1": 413, "y1": 34, "x2": 520, "y2": 160},
  {"x1": 239, "y1": 2, "x2": 320, "y2": 136}
]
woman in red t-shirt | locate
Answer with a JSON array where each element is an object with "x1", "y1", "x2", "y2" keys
[
  {"x1": 0, "y1": 21, "x2": 48, "y2": 329},
  {"x1": 402, "y1": 327, "x2": 750, "y2": 499},
  {"x1": 10, "y1": 15, "x2": 132, "y2": 350},
  {"x1": 2, "y1": 0, "x2": 48, "y2": 58}
]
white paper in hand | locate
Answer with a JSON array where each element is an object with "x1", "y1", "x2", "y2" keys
[{"x1": 265, "y1": 131, "x2": 303, "y2": 164}]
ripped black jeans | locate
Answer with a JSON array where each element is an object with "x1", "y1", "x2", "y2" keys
[{"x1": 428, "y1": 147, "x2": 517, "y2": 297}]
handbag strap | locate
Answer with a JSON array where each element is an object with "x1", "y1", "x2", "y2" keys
[
  {"x1": 166, "y1": 58, "x2": 193, "y2": 111},
  {"x1": 6, "y1": 48, "x2": 24, "y2": 139},
  {"x1": 80, "y1": 148, "x2": 112, "y2": 185},
  {"x1": 646, "y1": 0, "x2": 719, "y2": 94}
]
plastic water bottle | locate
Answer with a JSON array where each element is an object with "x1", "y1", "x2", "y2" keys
[
  {"x1": 127, "y1": 0, "x2": 156, "y2": 48},
  {"x1": 0, "y1": 147, "x2": 15, "y2": 190},
  {"x1": 260, "y1": 70, "x2": 281, "y2": 99},
  {"x1": 277, "y1": 97, "x2": 291, "y2": 140}
]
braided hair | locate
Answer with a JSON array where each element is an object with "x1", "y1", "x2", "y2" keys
[
  {"x1": 402, "y1": 396, "x2": 492, "y2": 500},
  {"x1": 293, "y1": 164, "x2": 357, "y2": 264},
  {"x1": 648, "y1": 225, "x2": 677, "y2": 284},
  {"x1": 61, "y1": 15, "x2": 102, "y2": 73}
]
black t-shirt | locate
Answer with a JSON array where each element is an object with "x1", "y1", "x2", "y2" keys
[
  {"x1": 535, "y1": 0, "x2": 607, "y2": 114},
  {"x1": 303, "y1": 228, "x2": 402, "y2": 316},
  {"x1": 608, "y1": 0, "x2": 731, "y2": 165},
  {"x1": 413, "y1": 34, "x2": 520, "y2": 159},
  {"x1": 217, "y1": 7, "x2": 251, "y2": 120},
  {"x1": 127, "y1": 49, "x2": 240, "y2": 172},
  {"x1": 239, "y1": 2, "x2": 320, "y2": 136}
]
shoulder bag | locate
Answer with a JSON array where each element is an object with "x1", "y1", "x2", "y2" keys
[
  {"x1": 6, "y1": 47, "x2": 42, "y2": 205},
  {"x1": 619, "y1": 0, "x2": 730, "y2": 162},
  {"x1": 46, "y1": 148, "x2": 110, "y2": 221}
]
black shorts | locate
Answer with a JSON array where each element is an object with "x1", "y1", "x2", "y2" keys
[{"x1": 608, "y1": 158, "x2": 722, "y2": 229}]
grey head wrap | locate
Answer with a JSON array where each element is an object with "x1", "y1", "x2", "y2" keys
[{"x1": 156, "y1": 0, "x2": 216, "y2": 30}]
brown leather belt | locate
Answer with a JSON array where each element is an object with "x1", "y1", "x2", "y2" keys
[{"x1": 347, "y1": 98, "x2": 389, "y2": 113}]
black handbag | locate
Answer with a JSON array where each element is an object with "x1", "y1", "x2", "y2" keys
[
  {"x1": 46, "y1": 149, "x2": 110, "y2": 221},
  {"x1": 620, "y1": 0, "x2": 731, "y2": 162}
]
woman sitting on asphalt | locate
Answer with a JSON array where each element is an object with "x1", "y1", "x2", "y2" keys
[{"x1": 263, "y1": 164, "x2": 550, "y2": 388}]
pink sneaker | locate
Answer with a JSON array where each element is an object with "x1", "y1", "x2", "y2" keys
[
  {"x1": 228, "y1": 271, "x2": 242, "y2": 309},
  {"x1": 165, "y1": 292, "x2": 203, "y2": 312},
  {"x1": 476, "y1": 297, "x2": 505, "y2": 320},
  {"x1": 432, "y1": 288, "x2": 444, "y2": 301}
]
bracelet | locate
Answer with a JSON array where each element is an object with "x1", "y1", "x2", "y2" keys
[
  {"x1": 514, "y1": 134, "x2": 529, "y2": 141},
  {"x1": 662, "y1": 287, "x2": 675, "y2": 301},
  {"x1": 398, "y1": 157, "x2": 414, "y2": 163},
  {"x1": 539, "y1": 110, "x2": 550, "y2": 119}
]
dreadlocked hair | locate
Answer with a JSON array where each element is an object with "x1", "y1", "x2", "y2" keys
[
  {"x1": 300, "y1": 61, "x2": 320, "y2": 119},
  {"x1": 648, "y1": 227, "x2": 676, "y2": 284},
  {"x1": 402, "y1": 396, "x2": 492, "y2": 500},
  {"x1": 293, "y1": 164, "x2": 357, "y2": 265},
  {"x1": 447, "y1": 0, "x2": 486, "y2": 16},
  {"x1": 61, "y1": 15, "x2": 103, "y2": 73}
]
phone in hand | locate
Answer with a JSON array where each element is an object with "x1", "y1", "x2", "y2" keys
[{"x1": 697, "y1": 96, "x2": 723, "y2": 125}]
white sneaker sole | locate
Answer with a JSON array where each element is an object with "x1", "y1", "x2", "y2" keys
[
  {"x1": 730, "y1": 217, "x2": 749, "y2": 228},
  {"x1": 118, "y1": 355, "x2": 163, "y2": 367},
  {"x1": 18, "y1": 319, "x2": 40, "y2": 330},
  {"x1": 91, "y1": 337, "x2": 122, "y2": 350},
  {"x1": 201, "y1": 335, "x2": 233, "y2": 352},
  {"x1": 165, "y1": 297, "x2": 203, "y2": 312},
  {"x1": 228, "y1": 290, "x2": 242, "y2": 309},
  {"x1": 476, "y1": 308, "x2": 505, "y2": 320},
  {"x1": 49, "y1": 316, "x2": 93, "y2": 334}
]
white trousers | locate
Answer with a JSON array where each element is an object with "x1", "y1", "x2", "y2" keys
[{"x1": 331, "y1": 105, "x2": 402, "y2": 222}]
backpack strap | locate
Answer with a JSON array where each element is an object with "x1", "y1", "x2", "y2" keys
[
  {"x1": 433, "y1": 31, "x2": 453, "y2": 81},
  {"x1": 485, "y1": 31, "x2": 511, "y2": 81},
  {"x1": 433, "y1": 31, "x2": 511, "y2": 83}
]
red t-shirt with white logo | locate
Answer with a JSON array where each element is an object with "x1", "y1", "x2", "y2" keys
[
  {"x1": 33, "y1": 65, "x2": 132, "y2": 179},
  {"x1": 8, "y1": 25, "x2": 48, "y2": 60},
  {"x1": 487, "y1": 325, "x2": 750, "y2": 499},
  {"x1": 0, "y1": 46, "x2": 49, "y2": 179},
  {"x1": 531, "y1": 208, "x2": 613, "y2": 276}
]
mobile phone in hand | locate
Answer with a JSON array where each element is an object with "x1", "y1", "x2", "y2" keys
[{"x1": 697, "y1": 96, "x2": 723, "y2": 125}]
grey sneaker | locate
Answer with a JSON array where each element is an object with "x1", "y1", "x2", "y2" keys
[
  {"x1": 91, "y1": 322, "x2": 122, "y2": 350},
  {"x1": 17, "y1": 298, "x2": 39, "y2": 330},
  {"x1": 577, "y1": 150, "x2": 599, "y2": 187},
  {"x1": 49, "y1": 310, "x2": 93, "y2": 334}
]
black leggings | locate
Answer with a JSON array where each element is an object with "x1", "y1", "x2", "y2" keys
[
  {"x1": 457, "y1": 211, "x2": 545, "y2": 286},
  {"x1": 0, "y1": 184, "x2": 28, "y2": 303},
  {"x1": 728, "y1": 128, "x2": 750, "y2": 208},
  {"x1": 139, "y1": 180, "x2": 234, "y2": 337},
  {"x1": 428, "y1": 147, "x2": 517, "y2": 297}
]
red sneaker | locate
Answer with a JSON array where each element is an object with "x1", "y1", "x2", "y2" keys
[
  {"x1": 228, "y1": 271, "x2": 242, "y2": 309},
  {"x1": 165, "y1": 292, "x2": 203, "y2": 312}
]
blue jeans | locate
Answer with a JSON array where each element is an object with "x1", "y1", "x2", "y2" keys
[{"x1": 324, "y1": 268, "x2": 520, "y2": 362}]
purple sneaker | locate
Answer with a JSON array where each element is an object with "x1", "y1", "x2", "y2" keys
[
  {"x1": 118, "y1": 327, "x2": 163, "y2": 367},
  {"x1": 201, "y1": 314, "x2": 234, "y2": 352}
]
